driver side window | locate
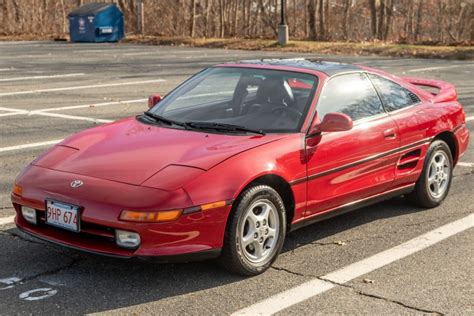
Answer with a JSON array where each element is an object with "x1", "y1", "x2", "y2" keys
[{"x1": 317, "y1": 73, "x2": 384, "y2": 121}]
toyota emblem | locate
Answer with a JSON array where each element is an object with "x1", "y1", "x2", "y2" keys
[{"x1": 70, "y1": 180, "x2": 83, "y2": 188}]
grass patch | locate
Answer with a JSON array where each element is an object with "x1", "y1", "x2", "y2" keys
[{"x1": 125, "y1": 36, "x2": 474, "y2": 60}]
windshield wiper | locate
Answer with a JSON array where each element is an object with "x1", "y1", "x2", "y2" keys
[
  {"x1": 185, "y1": 121, "x2": 266, "y2": 135},
  {"x1": 143, "y1": 112, "x2": 186, "y2": 127}
]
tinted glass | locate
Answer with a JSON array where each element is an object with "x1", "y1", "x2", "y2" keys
[
  {"x1": 317, "y1": 73, "x2": 384, "y2": 121},
  {"x1": 150, "y1": 67, "x2": 318, "y2": 133},
  {"x1": 368, "y1": 74, "x2": 420, "y2": 112}
]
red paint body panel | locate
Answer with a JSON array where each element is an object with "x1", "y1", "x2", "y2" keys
[{"x1": 13, "y1": 62, "x2": 469, "y2": 259}]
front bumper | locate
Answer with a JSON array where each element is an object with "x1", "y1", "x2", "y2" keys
[{"x1": 12, "y1": 165, "x2": 232, "y2": 259}]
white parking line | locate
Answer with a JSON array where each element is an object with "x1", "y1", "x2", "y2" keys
[
  {"x1": 0, "y1": 107, "x2": 28, "y2": 113},
  {"x1": 466, "y1": 116, "x2": 474, "y2": 122},
  {"x1": 32, "y1": 112, "x2": 113, "y2": 123},
  {"x1": 407, "y1": 64, "x2": 473, "y2": 72},
  {"x1": 33, "y1": 98, "x2": 147, "y2": 112},
  {"x1": 0, "y1": 139, "x2": 62, "y2": 153},
  {"x1": 0, "y1": 79, "x2": 166, "y2": 97},
  {"x1": 0, "y1": 73, "x2": 85, "y2": 82},
  {"x1": 0, "y1": 215, "x2": 15, "y2": 226},
  {"x1": 233, "y1": 213, "x2": 474, "y2": 315},
  {"x1": 458, "y1": 162, "x2": 474, "y2": 168}
]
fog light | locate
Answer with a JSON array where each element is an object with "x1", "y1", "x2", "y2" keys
[
  {"x1": 115, "y1": 229, "x2": 141, "y2": 249},
  {"x1": 21, "y1": 206, "x2": 37, "y2": 224}
]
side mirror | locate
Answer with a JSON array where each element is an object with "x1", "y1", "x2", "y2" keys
[
  {"x1": 148, "y1": 94, "x2": 162, "y2": 109},
  {"x1": 309, "y1": 112, "x2": 353, "y2": 135}
]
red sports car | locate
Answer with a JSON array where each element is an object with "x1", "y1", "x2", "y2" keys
[{"x1": 12, "y1": 59, "x2": 469, "y2": 275}]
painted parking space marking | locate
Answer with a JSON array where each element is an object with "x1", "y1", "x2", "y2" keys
[
  {"x1": 407, "y1": 64, "x2": 473, "y2": 73},
  {"x1": 32, "y1": 98, "x2": 147, "y2": 112},
  {"x1": 458, "y1": 162, "x2": 474, "y2": 168},
  {"x1": 19, "y1": 288, "x2": 58, "y2": 301},
  {"x1": 466, "y1": 116, "x2": 474, "y2": 122},
  {"x1": 0, "y1": 79, "x2": 166, "y2": 97},
  {"x1": 0, "y1": 73, "x2": 85, "y2": 83},
  {"x1": 0, "y1": 277, "x2": 21, "y2": 290},
  {"x1": 33, "y1": 112, "x2": 113, "y2": 123},
  {"x1": 0, "y1": 140, "x2": 62, "y2": 153},
  {"x1": 233, "y1": 213, "x2": 474, "y2": 315},
  {"x1": 0, "y1": 215, "x2": 16, "y2": 226}
]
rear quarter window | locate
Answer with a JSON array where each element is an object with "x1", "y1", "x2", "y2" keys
[{"x1": 368, "y1": 74, "x2": 420, "y2": 112}]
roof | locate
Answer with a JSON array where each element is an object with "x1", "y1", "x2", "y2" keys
[
  {"x1": 68, "y1": 3, "x2": 116, "y2": 17},
  {"x1": 229, "y1": 58, "x2": 362, "y2": 76}
]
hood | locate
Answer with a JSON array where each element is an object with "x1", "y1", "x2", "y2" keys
[{"x1": 33, "y1": 117, "x2": 283, "y2": 185}]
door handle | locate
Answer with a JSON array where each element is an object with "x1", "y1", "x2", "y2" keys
[{"x1": 383, "y1": 128, "x2": 397, "y2": 139}]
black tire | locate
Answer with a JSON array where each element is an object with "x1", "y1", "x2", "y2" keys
[
  {"x1": 219, "y1": 185, "x2": 286, "y2": 276},
  {"x1": 407, "y1": 140, "x2": 453, "y2": 208}
]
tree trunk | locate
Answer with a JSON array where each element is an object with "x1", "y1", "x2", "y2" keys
[
  {"x1": 190, "y1": 0, "x2": 196, "y2": 37},
  {"x1": 368, "y1": 0, "x2": 377, "y2": 39},
  {"x1": 342, "y1": 0, "x2": 350, "y2": 40},
  {"x1": 383, "y1": 0, "x2": 393, "y2": 40},
  {"x1": 318, "y1": 0, "x2": 325, "y2": 39},
  {"x1": 219, "y1": 0, "x2": 225, "y2": 37},
  {"x1": 377, "y1": 0, "x2": 385, "y2": 40},
  {"x1": 413, "y1": 0, "x2": 423, "y2": 42},
  {"x1": 307, "y1": 0, "x2": 317, "y2": 40}
]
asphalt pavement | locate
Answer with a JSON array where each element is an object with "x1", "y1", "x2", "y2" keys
[{"x1": 0, "y1": 41, "x2": 473, "y2": 315}]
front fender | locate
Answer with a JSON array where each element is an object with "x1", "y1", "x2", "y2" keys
[{"x1": 183, "y1": 134, "x2": 307, "y2": 219}]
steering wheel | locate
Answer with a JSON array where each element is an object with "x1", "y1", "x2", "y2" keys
[{"x1": 271, "y1": 106, "x2": 302, "y2": 121}]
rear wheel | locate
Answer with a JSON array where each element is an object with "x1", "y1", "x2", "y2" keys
[
  {"x1": 220, "y1": 185, "x2": 286, "y2": 276},
  {"x1": 408, "y1": 140, "x2": 453, "y2": 208}
]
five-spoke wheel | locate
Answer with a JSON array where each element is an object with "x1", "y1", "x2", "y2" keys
[
  {"x1": 408, "y1": 140, "x2": 453, "y2": 208},
  {"x1": 220, "y1": 185, "x2": 286, "y2": 276}
]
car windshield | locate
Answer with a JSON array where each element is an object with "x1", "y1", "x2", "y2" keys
[{"x1": 148, "y1": 67, "x2": 318, "y2": 133}]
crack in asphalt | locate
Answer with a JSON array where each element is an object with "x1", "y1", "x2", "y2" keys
[
  {"x1": 318, "y1": 276, "x2": 445, "y2": 315},
  {"x1": 19, "y1": 257, "x2": 81, "y2": 284},
  {"x1": 272, "y1": 266, "x2": 444, "y2": 315},
  {"x1": 271, "y1": 266, "x2": 310, "y2": 277}
]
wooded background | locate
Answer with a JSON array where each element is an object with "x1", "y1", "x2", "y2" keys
[{"x1": 0, "y1": 0, "x2": 472, "y2": 45}]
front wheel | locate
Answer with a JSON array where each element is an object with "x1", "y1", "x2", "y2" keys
[
  {"x1": 408, "y1": 140, "x2": 453, "y2": 208},
  {"x1": 220, "y1": 185, "x2": 286, "y2": 276}
]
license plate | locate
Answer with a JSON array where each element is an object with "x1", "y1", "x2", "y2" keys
[{"x1": 45, "y1": 200, "x2": 80, "y2": 232}]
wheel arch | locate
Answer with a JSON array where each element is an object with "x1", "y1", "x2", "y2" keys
[
  {"x1": 434, "y1": 131, "x2": 458, "y2": 165},
  {"x1": 232, "y1": 174, "x2": 295, "y2": 232}
]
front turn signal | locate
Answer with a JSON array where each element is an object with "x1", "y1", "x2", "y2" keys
[
  {"x1": 120, "y1": 209, "x2": 182, "y2": 223},
  {"x1": 12, "y1": 184, "x2": 22, "y2": 196}
]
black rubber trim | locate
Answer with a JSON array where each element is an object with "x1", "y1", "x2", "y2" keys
[
  {"x1": 290, "y1": 184, "x2": 415, "y2": 232},
  {"x1": 17, "y1": 226, "x2": 221, "y2": 262},
  {"x1": 290, "y1": 138, "x2": 431, "y2": 186}
]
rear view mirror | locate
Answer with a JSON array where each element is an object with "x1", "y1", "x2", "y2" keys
[
  {"x1": 309, "y1": 112, "x2": 353, "y2": 135},
  {"x1": 148, "y1": 94, "x2": 162, "y2": 109}
]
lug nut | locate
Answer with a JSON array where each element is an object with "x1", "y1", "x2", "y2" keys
[
  {"x1": 259, "y1": 237, "x2": 264, "y2": 243},
  {"x1": 263, "y1": 219, "x2": 266, "y2": 226},
  {"x1": 256, "y1": 222, "x2": 260, "y2": 228},
  {"x1": 265, "y1": 228, "x2": 269, "y2": 235},
  {"x1": 254, "y1": 233, "x2": 258, "y2": 239}
]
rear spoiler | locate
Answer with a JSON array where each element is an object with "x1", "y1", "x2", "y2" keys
[{"x1": 402, "y1": 77, "x2": 457, "y2": 103}]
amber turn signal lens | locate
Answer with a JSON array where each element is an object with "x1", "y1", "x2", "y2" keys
[
  {"x1": 120, "y1": 209, "x2": 182, "y2": 223},
  {"x1": 12, "y1": 184, "x2": 22, "y2": 196},
  {"x1": 200, "y1": 200, "x2": 227, "y2": 211}
]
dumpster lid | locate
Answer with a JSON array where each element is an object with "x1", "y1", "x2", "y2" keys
[{"x1": 68, "y1": 3, "x2": 116, "y2": 17}]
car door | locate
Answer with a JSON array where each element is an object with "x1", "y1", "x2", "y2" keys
[
  {"x1": 304, "y1": 72, "x2": 400, "y2": 217},
  {"x1": 367, "y1": 74, "x2": 427, "y2": 187}
]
